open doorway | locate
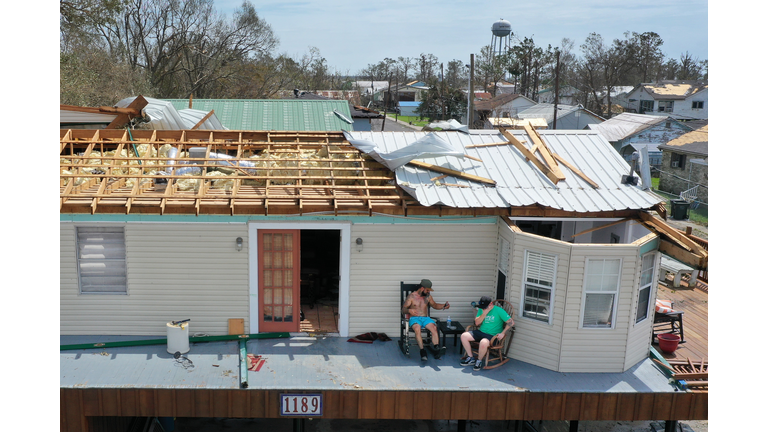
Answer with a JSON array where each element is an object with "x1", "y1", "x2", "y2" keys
[{"x1": 300, "y1": 230, "x2": 341, "y2": 334}]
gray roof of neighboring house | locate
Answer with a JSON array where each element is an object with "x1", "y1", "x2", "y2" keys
[
  {"x1": 657, "y1": 126, "x2": 708, "y2": 156},
  {"x1": 346, "y1": 129, "x2": 662, "y2": 213},
  {"x1": 588, "y1": 113, "x2": 680, "y2": 142},
  {"x1": 517, "y1": 104, "x2": 605, "y2": 124}
]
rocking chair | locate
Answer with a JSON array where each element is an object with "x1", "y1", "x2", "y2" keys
[
  {"x1": 398, "y1": 282, "x2": 434, "y2": 357},
  {"x1": 464, "y1": 299, "x2": 516, "y2": 369}
]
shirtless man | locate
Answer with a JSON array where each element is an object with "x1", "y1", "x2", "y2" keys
[{"x1": 401, "y1": 279, "x2": 450, "y2": 361}]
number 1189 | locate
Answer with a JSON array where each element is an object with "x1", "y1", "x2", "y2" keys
[{"x1": 280, "y1": 394, "x2": 322, "y2": 416}]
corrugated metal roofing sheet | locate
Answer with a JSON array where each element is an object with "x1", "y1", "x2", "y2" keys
[
  {"x1": 164, "y1": 99, "x2": 354, "y2": 131},
  {"x1": 346, "y1": 129, "x2": 663, "y2": 213},
  {"x1": 588, "y1": 113, "x2": 668, "y2": 142}
]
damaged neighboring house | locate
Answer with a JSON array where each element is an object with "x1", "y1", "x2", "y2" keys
[
  {"x1": 626, "y1": 81, "x2": 708, "y2": 120},
  {"x1": 60, "y1": 95, "x2": 226, "y2": 130},
  {"x1": 473, "y1": 93, "x2": 536, "y2": 128},
  {"x1": 658, "y1": 125, "x2": 709, "y2": 204},
  {"x1": 60, "y1": 124, "x2": 707, "y2": 376},
  {"x1": 516, "y1": 103, "x2": 605, "y2": 129},
  {"x1": 588, "y1": 113, "x2": 694, "y2": 166}
]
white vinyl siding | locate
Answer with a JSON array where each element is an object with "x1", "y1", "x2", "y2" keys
[
  {"x1": 348, "y1": 223, "x2": 498, "y2": 336},
  {"x1": 580, "y1": 258, "x2": 622, "y2": 329},
  {"x1": 61, "y1": 222, "x2": 249, "y2": 336},
  {"x1": 506, "y1": 232, "x2": 570, "y2": 371},
  {"x1": 76, "y1": 227, "x2": 127, "y2": 294},
  {"x1": 559, "y1": 246, "x2": 638, "y2": 373},
  {"x1": 522, "y1": 250, "x2": 557, "y2": 323},
  {"x1": 624, "y1": 243, "x2": 660, "y2": 370}
]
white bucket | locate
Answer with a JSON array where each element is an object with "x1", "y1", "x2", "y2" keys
[{"x1": 167, "y1": 321, "x2": 190, "y2": 354}]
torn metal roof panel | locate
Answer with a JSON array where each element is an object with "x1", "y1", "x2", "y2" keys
[{"x1": 347, "y1": 129, "x2": 662, "y2": 212}]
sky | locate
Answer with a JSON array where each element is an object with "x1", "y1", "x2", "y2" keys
[{"x1": 216, "y1": 0, "x2": 709, "y2": 74}]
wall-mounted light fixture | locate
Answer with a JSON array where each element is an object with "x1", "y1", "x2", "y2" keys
[
  {"x1": 355, "y1": 237, "x2": 363, "y2": 252},
  {"x1": 236, "y1": 237, "x2": 243, "y2": 251}
]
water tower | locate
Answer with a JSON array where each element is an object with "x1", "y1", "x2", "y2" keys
[{"x1": 489, "y1": 19, "x2": 513, "y2": 84}]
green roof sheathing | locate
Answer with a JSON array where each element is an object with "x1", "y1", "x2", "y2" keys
[{"x1": 164, "y1": 99, "x2": 354, "y2": 131}]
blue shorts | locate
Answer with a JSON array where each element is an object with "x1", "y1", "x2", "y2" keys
[{"x1": 409, "y1": 316, "x2": 436, "y2": 329}]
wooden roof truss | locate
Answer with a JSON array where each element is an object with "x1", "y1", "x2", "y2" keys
[{"x1": 60, "y1": 129, "x2": 415, "y2": 216}]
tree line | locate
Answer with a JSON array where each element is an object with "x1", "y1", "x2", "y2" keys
[{"x1": 61, "y1": 0, "x2": 707, "y2": 120}]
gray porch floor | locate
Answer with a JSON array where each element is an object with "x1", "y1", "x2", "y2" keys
[{"x1": 60, "y1": 335, "x2": 676, "y2": 393}]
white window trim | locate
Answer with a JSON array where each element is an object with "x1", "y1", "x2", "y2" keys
[
  {"x1": 76, "y1": 225, "x2": 128, "y2": 295},
  {"x1": 634, "y1": 252, "x2": 658, "y2": 325},
  {"x1": 578, "y1": 257, "x2": 622, "y2": 330},
  {"x1": 520, "y1": 249, "x2": 558, "y2": 325}
]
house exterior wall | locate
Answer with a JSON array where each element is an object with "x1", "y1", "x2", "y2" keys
[
  {"x1": 558, "y1": 244, "x2": 641, "y2": 372},
  {"x1": 627, "y1": 88, "x2": 708, "y2": 120},
  {"x1": 553, "y1": 111, "x2": 602, "y2": 130},
  {"x1": 658, "y1": 152, "x2": 708, "y2": 203},
  {"x1": 347, "y1": 222, "x2": 499, "y2": 336},
  {"x1": 624, "y1": 239, "x2": 660, "y2": 371},
  {"x1": 353, "y1": 118, "x2": 372, "y2": 131},
  {"x1": 61, "y1": 216, "x2": 659, "y2": 373},
  {"x1": 61, "y1": 222, "x2": 250, "y2": 336},
  {"x1": 506, "y1": 231, "x2": 571, "y2": 371}
]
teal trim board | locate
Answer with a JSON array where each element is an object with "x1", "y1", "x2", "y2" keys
[
  {"x1": 61, "y1": 214, "x2": 498, "y2": 225},
  {"x1": 638, "y1": 236, "x2": 660, "y2": 256}
]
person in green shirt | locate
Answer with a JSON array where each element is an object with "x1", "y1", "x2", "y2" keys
[{"x1": 459, "y1": 296, "x2": 514, "y2": 371}]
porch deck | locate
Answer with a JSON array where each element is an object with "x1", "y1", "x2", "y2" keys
[
  {"x1": 60, "y1": 334, "x2": 675, "y2": 393},
  {"x1": 653, "y1": 280, "x2": 708, "y2": 363}
]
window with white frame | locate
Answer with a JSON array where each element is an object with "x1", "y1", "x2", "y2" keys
[
  {"x1": 76, "y1": 227, "x2": 127, "y2": 294},
  {"x1": 657, "y1": 100, "x2": 674, "y2": 112},
  {"x1": 581, "y1": 258, "x2": 621, "y2": 328},
  {"x1": 522, "y1": 250, "x2": 557, "y2": 323},
  {"x1": 636, "y1": 253, "x2": 656, "y2": 323}
]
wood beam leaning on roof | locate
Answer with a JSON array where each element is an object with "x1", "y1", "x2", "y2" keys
[
  {"x1": 106, "y1": 95, "x2": 148, "y2": 129},
  {"x1": 637, "y1": 211, "x2": 708, "y2": 270},
  {"x1": 407, "y1": 160, "x2": 496, "y2": 186},
  {"x1": 497, "y1": 127, "x2": 565, "y2": 185},
  {"x1": 523, "y1": 124, "x2": 566, "y2": 180}
]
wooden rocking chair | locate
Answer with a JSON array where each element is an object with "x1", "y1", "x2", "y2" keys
[{"x1": 464, "y1": 299, "x2": 516, "y2": 369}]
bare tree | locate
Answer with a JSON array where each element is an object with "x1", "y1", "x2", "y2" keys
[{"x1": 62, "y1": 0, "x2": 278, "y2": 98}]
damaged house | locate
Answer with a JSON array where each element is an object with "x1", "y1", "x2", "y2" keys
[
  {"x1": 60, "y1": 125, "x2": 706, "y2": 370},
  {"x1": 60, "y1": 125, "x2": 708, "y2": 430}
]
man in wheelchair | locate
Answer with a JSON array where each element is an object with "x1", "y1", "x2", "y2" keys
[{"x1": 401, "y1": 279, "x2": 451, "y2": 361}]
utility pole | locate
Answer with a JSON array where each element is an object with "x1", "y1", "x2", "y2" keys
[
  {"x1": 553, "y1": 49, "x2": 560, "y2": 130},
  {"x1": 441, "y1": 63, "x2": 445, "y2": 120},
  {"x1": 469, "y1": 54, "x2": 475, "y2": 128},
  {"x1": 381, "y1": 75, "x2": 390, "y2": 131}
]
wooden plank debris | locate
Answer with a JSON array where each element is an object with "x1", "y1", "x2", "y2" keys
[
  {"x1": 497, "y1": 127, "x2": 565, "y2": 185},
  {"x1": 551, "y1": 153, "x2": 599, "y2": 189},
  {"x1": 407, "y1": 160, "x2": 496, "y2": 186}
]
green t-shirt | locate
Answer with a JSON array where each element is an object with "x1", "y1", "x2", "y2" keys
[{"x1": 476, "y1": 305, "x2": 511, "y2": 335}]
